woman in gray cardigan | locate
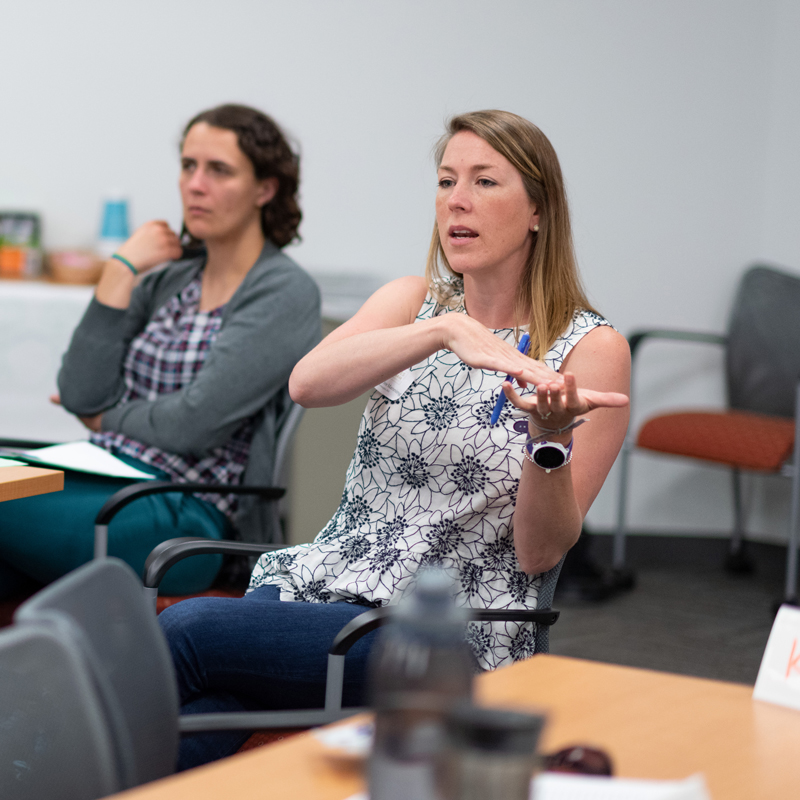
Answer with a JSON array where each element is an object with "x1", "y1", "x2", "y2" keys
[{"x1": 0, "y1": 104, "x2": 320, "y2": 598}]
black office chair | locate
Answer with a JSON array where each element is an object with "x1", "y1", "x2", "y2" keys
[
  {"x1": 614, "y1": 265, "x2": 800, "y2": 603},
  {"x1": 141, "y1": 539, "x2": 564, "y2": 655},
  {"x1": 92, "y1": 400, "x2": 304, "y2": 559},
  {"x1": 11, "y1": 559, "x2": 559, "y2": 797},
  {"x1": 0, "y1": 623, "x2": 120, "y2": 800},
  {"x1": 89, "y1": 400, "x2": 305, "y2": 611}
]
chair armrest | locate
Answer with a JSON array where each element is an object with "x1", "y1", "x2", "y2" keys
[
  {"x1": 628, "y1": 329, "x2": 726, "y2": 360},
  {"x1": 143, "y1": 537, "x2": 284, "y2": 589},
  {"x1": 178, "y1": 707, "x2": 366, "y2": 733},
  {"x1": 624, "y1": 330, "x2": 728, "y2": 439},
  {"x1": 94, "y1": 481, "x2": 285, "y2": 526},
  {"x1": 321, "y1": 604, "x2": 560, "y2": 713},
  {"x1": 329, "y1": 606, "x2": 560, "y2": 657}
]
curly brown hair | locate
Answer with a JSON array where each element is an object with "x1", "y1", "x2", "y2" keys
[{"x1": 182, "y1": 104, "x2": 301, "y2": 248}]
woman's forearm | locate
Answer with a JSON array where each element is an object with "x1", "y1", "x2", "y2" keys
[
  {"x1": 95, "y1": 258, "x2": 138, "y2": 309},
  {"x1": 95, "y1": 220, "x2": 184, "y2": 309},
  {"x1": 507, "y1": 326, "x2": 632, "y2": 575},
  {"x1": 290, "y1": 316, "x2": 449, "y2": 407},
  {"x1": 511, "y1": 449, "x2": 583, "y2": 575}
]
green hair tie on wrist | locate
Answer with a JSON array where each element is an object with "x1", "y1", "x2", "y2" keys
[{"x1": 111, "y1": 253, "x2": 138, "y2": 275}]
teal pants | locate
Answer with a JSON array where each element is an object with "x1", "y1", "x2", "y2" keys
[{"x1": 0, "y1": 457, "x2": 228, "y2": 600}]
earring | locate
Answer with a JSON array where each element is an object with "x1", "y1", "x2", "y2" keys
[{"x1": 533, "y1": 224, "x2": 539, "y2": 232}]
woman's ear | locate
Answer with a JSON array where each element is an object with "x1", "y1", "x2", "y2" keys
[
  {"x1": 529, "y1": 206, "x2": 540, "y2": 232},
  {"x1": 256, "y1": 177, "x2": 279, "y2": 208}
]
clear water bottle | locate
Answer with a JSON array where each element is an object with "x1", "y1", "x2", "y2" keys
[{"x1": 367, "y1": 570, "x2": 476, "y2": 800}]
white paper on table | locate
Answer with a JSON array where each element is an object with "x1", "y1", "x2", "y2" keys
[
  {"x1": 532, "y1": 772, "x2": 711, "y2": 800},
  {"x1": 314, "y1": 721, "x2": 373, "y2": 757},
  {"x1": 344, "y1": 773, "x2": 711, "y2": 800},
  {"x1": 0, "y1": 457, "x2": 28, "y2": 467},
  {"x1": 13, "y1": 442, "x2": 156, "y2": 481}
]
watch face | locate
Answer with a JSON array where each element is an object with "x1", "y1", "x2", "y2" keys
[{"x1": 532, "y1": 444, "x2": 567, "y2": 469}]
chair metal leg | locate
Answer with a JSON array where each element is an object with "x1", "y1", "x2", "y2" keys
[
  {"x1": 143, "y1": 586, "x2": 158, "y2": 612},
  {"x1": 611, "y1": 444, "x2": 636, "y2": 590},
  {"x1": 324, "y1": 653, "x2": 345, "y2": 712},
  {"x1": 94, "y1": 524, "x2": 109, "y2": 560},
  {"x1": 613, "y1": 445, "x2": 630, "y2": 569},
  {"x1": 784, "y1": 404, "x2": 800, "y2": 604},
  {"x1": 725, "y1": 468, "x2": 755, "y2": 574},
  {"x1": 780, "y1": 383, "x2": 800, "y2": 605},
  {"x1": 786, "y1": 468, "x2": 800, "y2": 604}
]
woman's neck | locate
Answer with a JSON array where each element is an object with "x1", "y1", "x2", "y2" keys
[
  {"x1": 461, "y1": 266, "x2": 526, "y2": 330},
  {"x1": 200, "y1": 222, "x2": 267, "y2": 311}
]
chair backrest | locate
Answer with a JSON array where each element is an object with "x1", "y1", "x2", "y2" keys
[
  {"x1": 14, "y1": 559, "x2": 179, "y2": 790},
  {"x1": 534, "y1": 555, "x2": 565, "y2": 654},
  {"x1": 0, "y1": 623, "x2": 121, "y2": 800},
  {"x1": 727, "y1": 265, "x2": 800, "y2": 418},
  {"x1": 263, "y1": 397, "x2": 305, "y2": 544},
  {"x1": 272, "y1": 399, "x2": 305, "y2": 487}
]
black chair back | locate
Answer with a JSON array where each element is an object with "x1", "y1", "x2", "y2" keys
[
  {"x1": 0, "y1": 624, "x2": 120, "y2": 799},
  {"x1": 727, "y1": 265, "x2": 800, "y2": 418},
  {"x1": 15, "y1": 559, "x2": 179, "y2": 790}
]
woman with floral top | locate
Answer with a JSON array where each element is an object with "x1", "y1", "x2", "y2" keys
[{"x1": 161, "y1": 109, "x2": 630, "y2": 769}]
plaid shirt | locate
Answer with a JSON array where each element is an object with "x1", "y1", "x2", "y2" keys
[{"x1": 92, "y1": 278, "x2": 254, "y2": 516}]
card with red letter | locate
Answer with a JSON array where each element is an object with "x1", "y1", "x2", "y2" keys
[{"x1": 754, "y1": 604, "x2": 800, "y2": 711}]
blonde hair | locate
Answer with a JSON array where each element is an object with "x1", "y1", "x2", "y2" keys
[{"x1": 426, "y1": 109, "x2": 598, "y2": 360}]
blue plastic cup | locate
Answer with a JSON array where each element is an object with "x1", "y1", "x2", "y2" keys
[{"x1": 100, "y1": 199, "x2": 129, "y2": 241}]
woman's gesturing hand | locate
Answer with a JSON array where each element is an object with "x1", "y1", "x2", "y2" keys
[
  {"x1": 114, "y1": 220, "x2": 183, "y2": 275},
  {"x1": 441, "y1": 313, "x2": 563, "y2": 388},
  {"x1": 503, "y1": 372, "x2": 629, "y2": 432}
]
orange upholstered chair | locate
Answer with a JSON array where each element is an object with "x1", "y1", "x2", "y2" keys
[{"x1": 614, "y1": 265, "x2": 800, "y2": 604}]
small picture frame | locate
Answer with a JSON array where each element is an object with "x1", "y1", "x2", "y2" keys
[{"x1": 0, "y1": 211, "x2": 42, "y2": 278}]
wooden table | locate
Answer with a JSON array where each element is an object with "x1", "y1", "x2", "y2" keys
[
  {"x1": 111, "y1": 654, "x2": 800, "y2": 800},
  {"x1": 0, "y1": 466, "x2": 63, "y2": 503}
]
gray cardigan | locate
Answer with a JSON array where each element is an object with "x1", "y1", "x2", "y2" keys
[{"x1": 58, "y1": 241, "x2": 321, "y2": 543}]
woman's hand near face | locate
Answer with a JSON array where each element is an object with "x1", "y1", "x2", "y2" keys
[
  {"x1": 95, "y1": 221, "x2": 183, "y2": 310},
  {"x1": 114, "y1": 221, "x2": 183, "y2": 275}
]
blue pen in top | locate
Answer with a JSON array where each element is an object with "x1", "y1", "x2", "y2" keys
[{"x1": 490, "y1": 333, "x2": 531, "y2": 426}]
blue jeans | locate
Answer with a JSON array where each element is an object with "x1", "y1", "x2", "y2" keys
[{"x1": 158, "y1": 584, "x2": 379, "y2": 770}]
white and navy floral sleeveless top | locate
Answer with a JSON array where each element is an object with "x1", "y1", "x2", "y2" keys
[
  {"x1": 91, "y1": 277, "x2": 254, "y2": 517},
  {"x1": 250, "y1": 281, "x2": 610, "y2": 669}
]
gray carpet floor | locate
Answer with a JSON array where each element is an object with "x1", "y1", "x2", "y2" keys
[{"x1": 549, "y1": 535, "x2": 787, "y2": 685}]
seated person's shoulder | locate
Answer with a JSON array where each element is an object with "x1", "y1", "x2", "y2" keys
[
  {"x1": 383, "y1": 275, "x2": 428, "y2": 298},
  {"x1": 361, "y1": 275, "x2": 429, "y2": 317},
  {"x1": 565, "y1": 322, "x2": 630, "y2": 377},
  {"x1": 249, "y1": 250, "x2": 320, "y2": 300},
  {"x1": 583, "y1": 322, "x2": 628, "y2": 351}
]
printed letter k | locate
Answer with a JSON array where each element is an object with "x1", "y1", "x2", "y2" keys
[{"x1": 786, "y1": 639, "x2": 800, "y2": 680}]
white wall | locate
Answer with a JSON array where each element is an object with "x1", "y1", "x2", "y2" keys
[
  {"x1": 761, "y1": 0, "x2": 800, "y2": 268},
  {"x1": 2, "y1": 0, "x2": 797, "y2": 542}
]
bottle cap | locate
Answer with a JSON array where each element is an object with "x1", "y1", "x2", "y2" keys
[{"x1": 444, "y1": 703, "x2": 546, "y2": 755}]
